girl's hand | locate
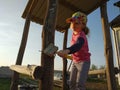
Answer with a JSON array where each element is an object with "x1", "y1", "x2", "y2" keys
[{"x1": 57, "y1": 49, "x2": 70, "y2": 58}]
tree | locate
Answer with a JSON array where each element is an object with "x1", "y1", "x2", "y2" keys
[
  {"x1": 90, "y1": 64, "x2": 98, "y2": 70},
  {"x1": 99, "y1": 65, "x2": 105, "y2": 69}
]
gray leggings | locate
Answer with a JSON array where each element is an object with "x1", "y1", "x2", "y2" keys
[{"x1": 69, "y1": 61, "x2": 90, "y2": 90}]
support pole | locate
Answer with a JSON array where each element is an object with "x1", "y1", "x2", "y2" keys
[
  {"x1": 40, "y1": 0, "x2": 58, "y2": 90},
  {"x1": 100, "y1": 3, "x2": 117, "y2": 90},
  {"x1": 62, "y1": 29, "x2": 68, "y2": 90},
  {"x1": 10, "y1": 14, "x2": 31, "y2": 90},
  {"x1": 10, "y1": 0, "x2": 36, "y2": 90}
]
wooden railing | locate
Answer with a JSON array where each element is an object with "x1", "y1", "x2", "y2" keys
[{"x1": 88, "y1": 69, "x2": 106, "y2": 75}]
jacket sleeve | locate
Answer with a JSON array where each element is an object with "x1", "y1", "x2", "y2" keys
[{"x1": 67, "y1": 37, "x2": 84, "y2": 54}]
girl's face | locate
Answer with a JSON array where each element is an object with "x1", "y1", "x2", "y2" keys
[{"x1": 70, "y1": 21, "x2": 85, "y2": 32}]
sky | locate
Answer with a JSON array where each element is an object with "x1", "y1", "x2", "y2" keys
[{"x1": 0, "y1": 0, "x2": 119, "y2": 70}]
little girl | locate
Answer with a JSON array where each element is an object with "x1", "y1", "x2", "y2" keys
[{"x1": 57, "y1": 11, "x2": 91, "y2": 90}]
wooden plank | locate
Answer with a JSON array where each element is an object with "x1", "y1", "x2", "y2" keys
[
  {"x1": 10, "y1": 65, "x2": 43, "y2": 79},
  {"x1": 88, "y1": 69, "x2": 105, "y2": 75},
  {"x1": 100, "y1": 3, "x2": 117, "y2": 90}
]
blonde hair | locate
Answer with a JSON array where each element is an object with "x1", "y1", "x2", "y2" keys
[{"x1": 83, "y1": 26, "x2": 90, "y2": 35}]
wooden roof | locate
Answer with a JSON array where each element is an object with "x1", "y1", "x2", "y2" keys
[
  {"x1": 22, "y1": 0, "x2": 108, "y2": 32},
  {"x1": 110, "y1": 1, "x2": 120, "y2": 28},
  {"x1": 114, "y1": 1, "x2": 120, "y2": 7},
  {"x1": 110, "y1": 15, "x2": 120, "y2": 28}
]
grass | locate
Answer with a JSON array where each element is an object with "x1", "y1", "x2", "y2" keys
[
  {"x1": 0, "y1": 75, "x2": 39, "y2": 90},
  {"x1": 0, "y1": 78, "x2": 11, "y2": 90}
]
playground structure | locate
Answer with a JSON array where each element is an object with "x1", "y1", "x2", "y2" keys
[
  {"x1": 10, "y1": 0, "x2": 120, "y2": 90},
  {"x1": 110, "y1": 1, "x2": 120, "y2": 85}
]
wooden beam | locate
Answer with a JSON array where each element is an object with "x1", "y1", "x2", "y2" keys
[
  {"x1": 10, "y1": 0, "x2": 36, "y2": 90},
  {"x1": 100, "y1": 3, "x2": 117, "y2": 90},
  {"x1": 10, "y1": 13, "x2": 31, "y2": 90},
  {"x1": 40, "y1": 0, "x2": 58, "y2": 90}
]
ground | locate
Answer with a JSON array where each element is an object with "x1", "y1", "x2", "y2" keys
[{"x1": 86, "y1": 82, "x2": 107, "y2": 90}]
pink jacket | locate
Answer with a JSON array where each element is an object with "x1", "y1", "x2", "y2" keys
[{"x1": 71, "y1": 31, "x2": 91, "y2": 63}]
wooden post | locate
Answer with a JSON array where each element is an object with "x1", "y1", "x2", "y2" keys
[
  {"x1": 10, "y1": 0, "x2": 36, "y2": 90},
  {"x1": 62, "y1": 29, "x2": 68, "y2": 90},
  {"x1": 100, "y1": 3, "x2": 117, "y2": 90},
  {"x1": 10, "y1": 14, "x2": 31, "y2": 90},
  {"x1": 40, "y1": 0, "x2": 58, "y2": 90}
]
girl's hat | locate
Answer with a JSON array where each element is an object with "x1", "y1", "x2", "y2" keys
[{"x1": 66, "y1": 11, "x2": 87, "y2": 24}]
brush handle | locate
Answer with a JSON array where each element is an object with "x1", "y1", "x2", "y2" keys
[{"x1": 65, "y1": 55, "x2": 72, "y2": 60}]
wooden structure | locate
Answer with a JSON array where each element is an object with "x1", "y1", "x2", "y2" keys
[
  {"x1": 110, "y1": 1, "x2": 120, "y2": 85},
  {"x1": 111, "y1": 15, "x2": 120, "y2": 85},
  {"x1": 100, "y1": 3, "x2": 117, "y2": 90},
  {"x1": 10, "y1": 0, "x2": 118, "y2": 90}
]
